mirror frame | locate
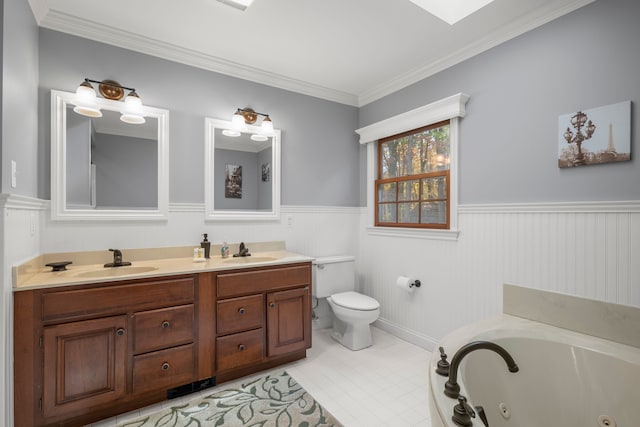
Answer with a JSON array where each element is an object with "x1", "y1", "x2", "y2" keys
[
  {"x1": 51, "y1": 90, "x2": 169, "y2": 221},
  {"x1": 204, "y1": 118, "x2": 281, "y2": 221}
]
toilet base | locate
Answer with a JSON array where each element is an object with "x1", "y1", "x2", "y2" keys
[{"x1": 331, "y1": 317, "x2": 373, "y2": 351}]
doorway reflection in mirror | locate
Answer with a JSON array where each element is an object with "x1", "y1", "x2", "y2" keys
[{"x1": 66, "y1": 108, "x2": 158, "y2": 210}]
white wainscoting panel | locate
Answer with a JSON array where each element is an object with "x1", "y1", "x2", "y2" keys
[
  {"x1": 37, "y1": 204, "x2": 361, "y2": 257},
  {"x1": 362, "y1": 202, "x2": 640, "y2": 351},
  {"x1": 1, "y1": 194, "x2": 47, "y2": 427}
]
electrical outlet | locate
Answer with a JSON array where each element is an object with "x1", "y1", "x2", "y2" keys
[{"x1": 286, "y1": 215, "x2": 294, "y2": 228}]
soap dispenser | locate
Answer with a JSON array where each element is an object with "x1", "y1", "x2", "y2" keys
[
  {"x1": 201, "y1": 233, "x2": 211, "y2": 259},
  {"x1": 221, "y1": 241, "x2": 229, "y2": 258}
]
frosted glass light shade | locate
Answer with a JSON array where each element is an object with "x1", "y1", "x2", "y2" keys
[
  {"x1": 120, "y1": 91, "x2": 145, "y2": 124},
  {"x1": 73, "y1": 82, "x2": 102, "y2": 118},
  {"x1": 231, "y1": 111, "x2": 246, "y2": 131},
  {"x1": 222, "y1": 129, "x2": 241, "y2": 137},
  {"x1": 250, "y1": 134, "x2": 268, "y2": 142},
  {"x1": 261, "y1": 116, "x2": 274, "y2": 136}
]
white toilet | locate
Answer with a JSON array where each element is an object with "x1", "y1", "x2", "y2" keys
[{"x1": 313, "y1": 256, "x2": 380, "y2": 351}]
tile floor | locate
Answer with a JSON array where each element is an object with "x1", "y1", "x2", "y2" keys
[{"x1": 92, "y1": 327, "x2": 433, "y2": 427}]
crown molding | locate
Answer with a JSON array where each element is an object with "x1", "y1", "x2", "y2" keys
[
  {"x1": 357, "y1": 0, "x2": 596, "y2": 106},
  {"x1": 35, "y1": 1, "x2": 593, "y2": 109},
  {"x1": 37, "y1": 10, "x2": 359, "y2": 107}
]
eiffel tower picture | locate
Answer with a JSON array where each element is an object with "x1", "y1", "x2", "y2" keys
[{"x1": 558, "y1": 101, "x2": 631, "y2": 168}]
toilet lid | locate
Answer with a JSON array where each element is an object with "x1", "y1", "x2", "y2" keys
[{"x1": 331, "y1": 291, "x2": 380, "y2": 311}]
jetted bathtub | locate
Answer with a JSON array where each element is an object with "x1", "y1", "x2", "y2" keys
[{"x1": 428, "y1": 315, "x2": 639, "y2": 427}]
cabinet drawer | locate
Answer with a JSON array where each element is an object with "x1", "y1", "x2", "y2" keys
[
  {"x1": 132, "y1": 344, "x2": 195, "y2": 393},
  {"x1": 41, "y1": 277, "x2": 195, "y2": 322},
  {"x1": 217, "y1": 264, "x2": 310, "y2": 298},
  {"x1": 217, "y1": 295, "x2": 263, "y2": 335},
  {"x1": 133, "y1": 304, "x2": 194, "y2": 354},
  {"x1": 216, "y1": 329, "x2": 264, "y2": 371}
]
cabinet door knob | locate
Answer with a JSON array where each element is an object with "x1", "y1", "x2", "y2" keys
[
  {"x1": 161, "y1": 321, "x2": 170, "y2": 329},
  {"x1": 238, "y1": 344, "x2": 246, "y2": 351},
  {"x1": 269, "y1": 302, "x2": 275, "y2": 308},
  {"x1": 161, "y1": 362, "x2": 170, "y2": 371},
  {"x1": 238, "y1": 307, "x2": 245, "y2": 315},
  {"x1": 116, "y1": 328, "x2": 125, "y2": 336}
]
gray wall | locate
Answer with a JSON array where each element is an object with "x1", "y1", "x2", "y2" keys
[
  {"x1": 92, "y1": 133, "x2": 158, "y2": 208},
  {"x1": 359, "y1": 0, "x2": 640, "y2": 204},
  {"x1": 2, "y1": 0, "x2": 38, "y2": 195},
  {"x1": 38, "y1": 29, "x2": 361, "y2": 207}
]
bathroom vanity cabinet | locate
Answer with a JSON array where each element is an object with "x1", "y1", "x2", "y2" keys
[
  {"x1": 214, "y1": 264, "x2": 312, "y2": 377},
  {"x1": 15, "y1": 274, "x2": 200, "y2": 426},
  {"x1": 14, "y1": 261, "x2": 312, "y2": 427}
]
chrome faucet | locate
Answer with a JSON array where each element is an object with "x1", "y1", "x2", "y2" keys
[
  {"x1": 104, "y1": 248, "x2": 132, "y2": 267},
  {"x1": 233, "y1": 242, "x2": 251, "y2": 257},
  {"x1": 444, "y1": 341, "x2": 519, "y2": 399}
]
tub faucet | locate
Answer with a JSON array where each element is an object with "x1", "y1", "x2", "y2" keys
[
  {"x1": 104, "y1": 248, "x2": 132, "y2": 267},
  {"x1": 444, "y1": 340, "x2": 519, "y2": 399},
  {"x1": 452, "y1": 396, "x2": 490, "y2": 427},
  {"x1": 451, "y1": 395, "x2": 475, "y2": 426}
]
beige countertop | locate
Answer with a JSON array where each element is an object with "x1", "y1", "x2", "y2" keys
[{"x1": 14, "y1": 242, "x2": 314, "y2": 291}]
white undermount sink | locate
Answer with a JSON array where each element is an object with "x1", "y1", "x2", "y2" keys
[
  {"x1": 75, "y1": 266, "x2": 158, "y2": 278},
  {"x1": 223, "y1": 256, "x2": 278, "y2": 264}
]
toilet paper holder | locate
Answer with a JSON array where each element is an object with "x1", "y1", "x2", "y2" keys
[{"x1": 410, "y1": 279, "x2": 421, "y2": 288}]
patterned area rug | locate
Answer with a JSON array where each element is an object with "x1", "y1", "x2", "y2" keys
[{"x1": 118, "y1": 371, "x2": 343, "y2": 427}]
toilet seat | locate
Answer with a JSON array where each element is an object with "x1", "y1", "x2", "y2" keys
[{"x1": 331, "y1": 291, "x2": 380, "y2": 311}]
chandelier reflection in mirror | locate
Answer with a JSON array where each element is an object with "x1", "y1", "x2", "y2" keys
[
  {"x1": 224, "y1": 108, "x2": 274, "y2": 141},
  {"x1": 73, "y1": 78, "x2": 146, "y2": 124}
]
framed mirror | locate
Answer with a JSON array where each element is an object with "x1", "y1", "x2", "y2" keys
[
  {"x1": 204, "y1": 118, "x2": 281, "y2": 221},
  {"x1": 51, "y1": 90, "x2": 169, "y2": 220}
]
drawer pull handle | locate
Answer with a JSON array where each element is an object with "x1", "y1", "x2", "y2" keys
[
  {"x1": 116, "y1": 328, "x2": 125, "y2": 336},
  {"x1": 162, "y1": 321, "x2": 170, "y2": 329},
  {"x1": 238, "y1": 308, "x2": 245, "y2": 315},
  {"x1": 269, "y1": 302, "x2": 275, "y2": 308},
  {"x1": 161, "y1": 362, "x2": 170, "y2": 371},
  {"x1": 238, "y1": 344, "x2": 246, "y2": 351}
]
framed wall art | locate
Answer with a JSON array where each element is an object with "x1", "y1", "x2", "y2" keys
[{"x1": 558, "y1": 101, "x2": 631, "y2": 168}]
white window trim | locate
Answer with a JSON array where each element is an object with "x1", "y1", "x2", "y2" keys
[{"x1": 355, "y1": 93, "x2": 470, "y2": 240}]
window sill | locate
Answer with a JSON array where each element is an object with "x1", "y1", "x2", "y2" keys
[{"x1": 366, "y1": 226, "x2": 460, "y2": 241}]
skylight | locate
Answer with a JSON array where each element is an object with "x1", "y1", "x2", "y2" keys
[
  {"x1": 216, "y1": 0, "x2": 254, "y2": 11},
  {"x1": 409, "y1": 0, "x2": 496, "y2": 25}
]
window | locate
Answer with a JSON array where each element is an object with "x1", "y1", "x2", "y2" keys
[
  {"x1": 356, "y1": 93, "x2": 469, "y2": 240},
  {"x1": 376, "y1": 121, "x2": 450, "y2": 229}
]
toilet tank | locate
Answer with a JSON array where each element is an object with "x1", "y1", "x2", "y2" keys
[{"x1": 312, "y1": 255, "x2": 356, "y2": 298}]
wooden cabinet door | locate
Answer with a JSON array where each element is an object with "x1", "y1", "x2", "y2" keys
[
  {"x1": 266, "y1": 287, "x2": 311, "y2": 357},
  {"x1": 42, "y1": 315, "x2": 127, "y2": 419}
]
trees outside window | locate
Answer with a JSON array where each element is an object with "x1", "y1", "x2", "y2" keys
[{"x1": 375, "y1": 121, "x2": 450, "y2": 229}]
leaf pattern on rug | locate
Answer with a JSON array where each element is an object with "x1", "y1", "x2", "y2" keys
[{"x1": 119, "y1": 372, "x2": 343, "y2": 427}]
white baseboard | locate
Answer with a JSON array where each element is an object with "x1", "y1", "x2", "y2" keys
[{"x1": 374, "y1": 318, "x2": 438, "y2": 351}]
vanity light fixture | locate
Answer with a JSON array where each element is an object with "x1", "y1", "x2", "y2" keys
[
  {"x1": 73, "y1": 78, "x2": 146, "y2": 124},
  {"x1": 229, "y1": 107, "x2": 275, "y2": 138}
]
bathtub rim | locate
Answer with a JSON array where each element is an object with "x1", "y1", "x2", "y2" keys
[{"x1": 428, "y1": 314, "x2": 640, "y2": 426}]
